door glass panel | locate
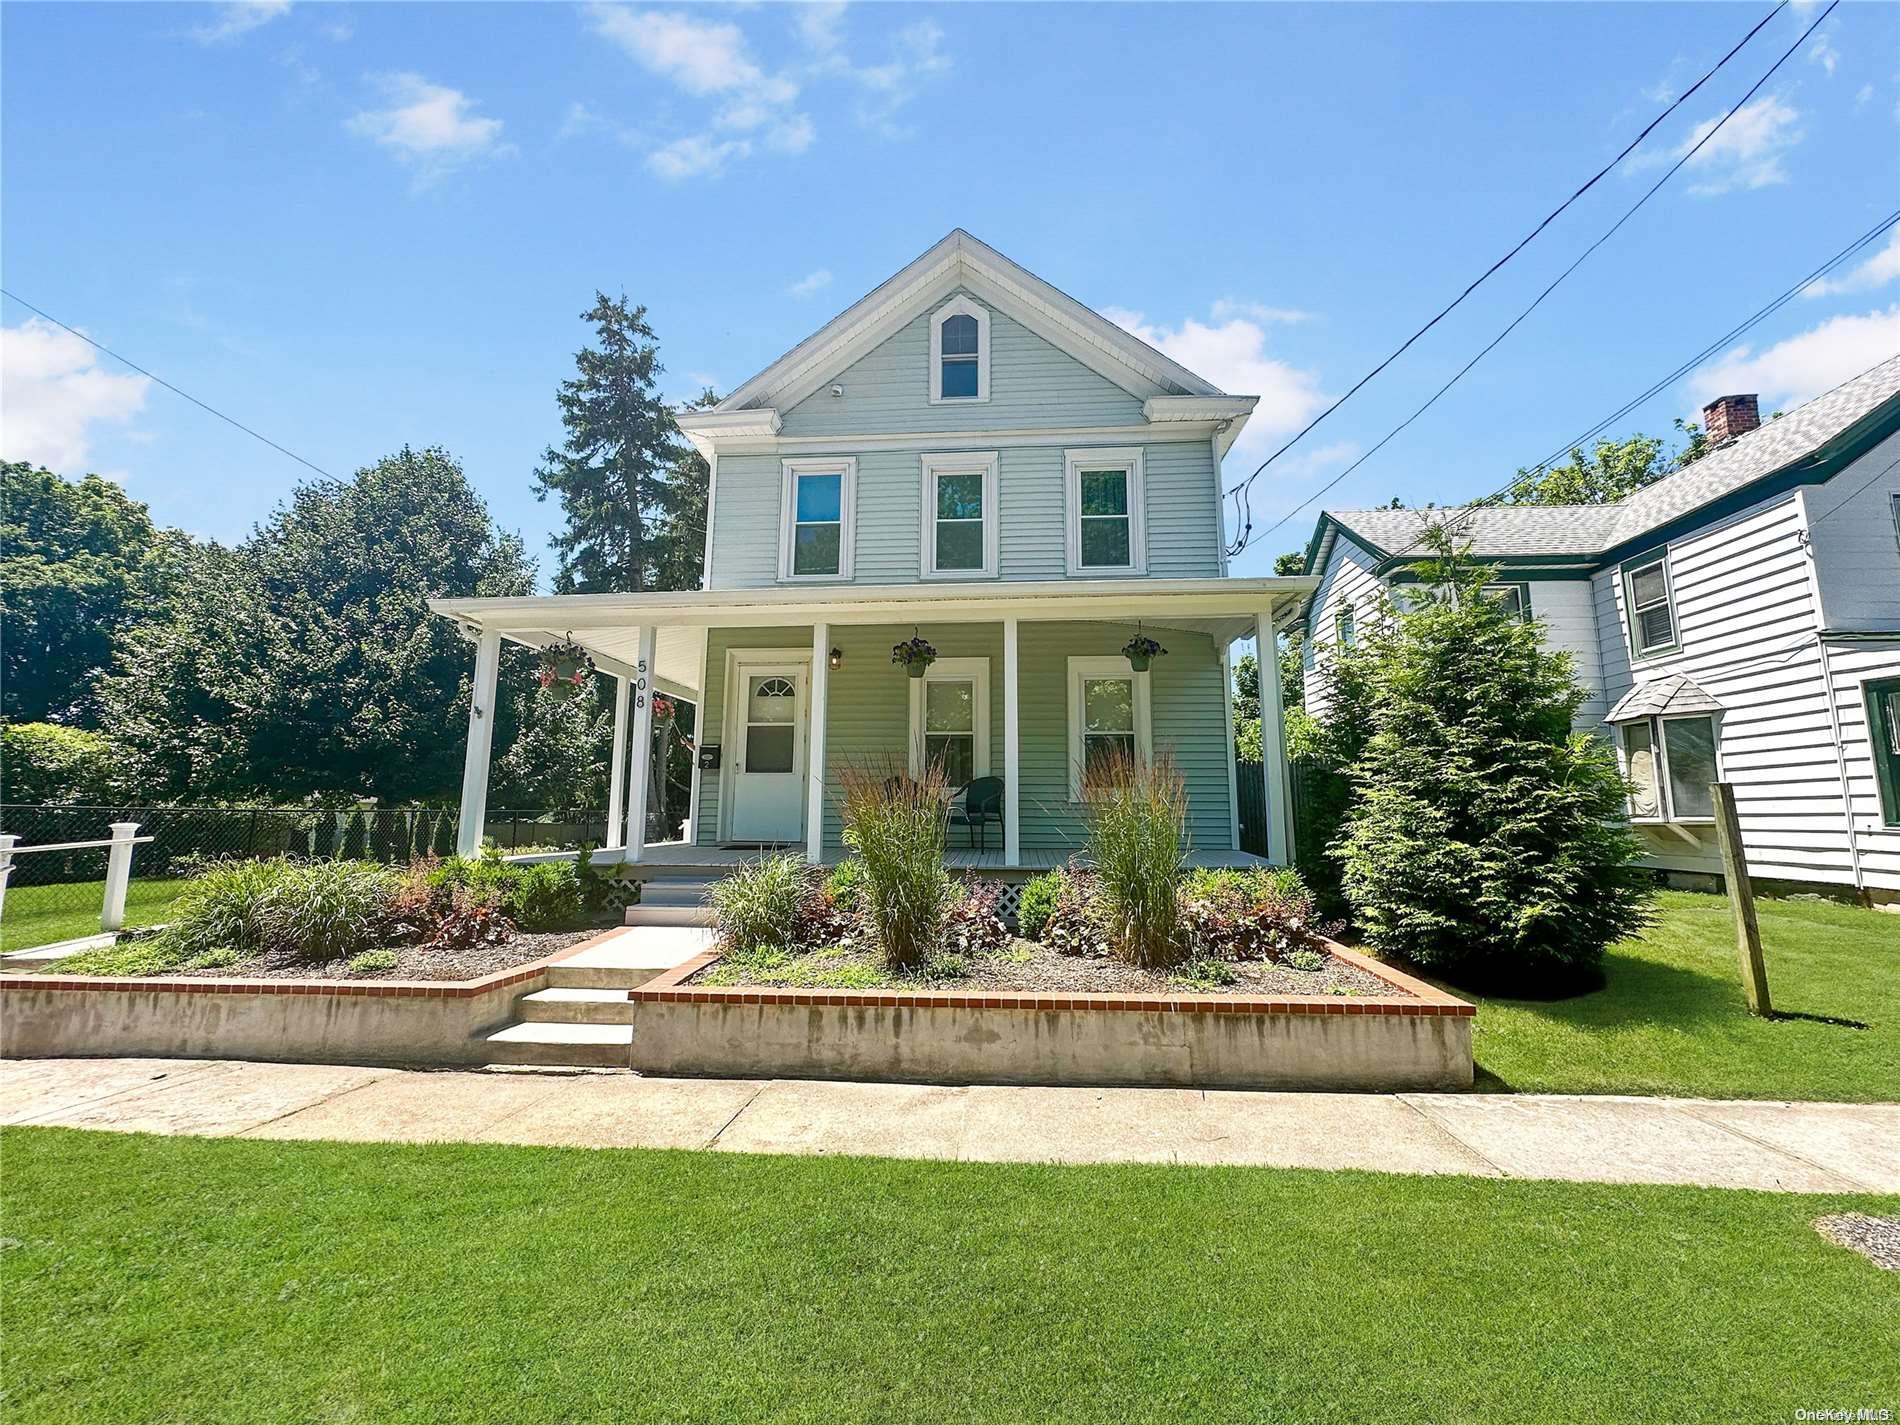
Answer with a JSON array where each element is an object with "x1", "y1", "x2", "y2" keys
[
  {"x1": 745, "y1": 675, "x2": 796, "y2": 774},
  {"x1": 1663, "y1": 717, "x2": 1717, "y2": 819}
]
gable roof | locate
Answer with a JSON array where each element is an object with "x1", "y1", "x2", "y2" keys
[
  {"x1": 711, "y1": 229, "x2": 1230, "y2": 415},
  {"x1": 1311, "y1": 353, "x2": 1900, "y2": 575}
]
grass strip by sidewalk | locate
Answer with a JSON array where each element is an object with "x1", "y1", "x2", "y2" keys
[
  {"x1": 4, "y1": 1127, "x2": 1896, "y2": 1424},
  {"x1": 1463, "y1": 891, "x2": 1900, "y2": 1102}
]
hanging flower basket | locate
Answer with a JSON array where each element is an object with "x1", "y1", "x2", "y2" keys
[
  {"x1": 891, "y1": 635, "x2": 938, "y2": 679},
  {"x1": 652, "y1": 694, "x2": 675, "y2": 724},
  {"x1": 537, "y1": 641, "x2": 594, "y2": 700},
  {"x1": 1121, "y1": 634, "x2": 1167, "y2": 672}
]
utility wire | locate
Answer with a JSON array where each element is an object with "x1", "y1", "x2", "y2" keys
[
  {"x1": 1221, "y1": 0, "x2": 1789, "y2": 553},
  {"x1": 1232, "y1": 0, "x2": 1841, "y2": 556},
  {"x1": 1367, "y1": 205, "x2": 1894, "y2": 567},
  {"x1": 0, "y1": 287, "x2": 337, "y2": 480}
]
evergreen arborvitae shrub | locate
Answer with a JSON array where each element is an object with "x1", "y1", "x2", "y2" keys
[{"x1": 1336, "y1": 542, "x2": 1649, "y2": 988}]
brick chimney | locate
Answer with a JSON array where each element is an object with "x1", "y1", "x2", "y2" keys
[{"x1": 1702, "y1": 393, "x2": 1760, "y2": 447}]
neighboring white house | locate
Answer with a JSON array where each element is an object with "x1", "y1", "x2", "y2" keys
[
  {"x1": 433, "y1": 231, "x2": 1315, "y2": 873},
  {"x1": 1300, "y1": 355, "x2": 1900, "y2": 901}
]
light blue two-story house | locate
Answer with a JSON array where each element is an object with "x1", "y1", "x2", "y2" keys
[
  {"x1": 1299, "y1": 355, "x2": 1900, "y2": 903},
  {"x1": 434, "y1": 231, "x2": 1315, "y2": 879}
]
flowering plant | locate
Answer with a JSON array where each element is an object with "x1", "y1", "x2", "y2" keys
[
  {"x1": 538, "y1": 641, "x2": 594, "y2": 698},
  {"x1": 1120, "y1": 634, "x2": 1167, "y2": 670},
  {"x1": 890, "y1": 635, "x2": 938, "y2": 676}
]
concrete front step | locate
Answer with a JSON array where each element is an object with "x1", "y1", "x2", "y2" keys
[
  {"x1": 624, "y1": 904, "x2": 718, "y2": 928},
  {"x1": 517, "y1": 986, "x2": 635, "y2": 1024},
  {"x1": 483, "y1": 1020, "x2": 631, "y2": 1068},
  {"x1": 637, "y1": 882, "x2": 715, "y2": 908},
  {"x1": 544, "y1": 925, "x2": 718, "y2": 989}
]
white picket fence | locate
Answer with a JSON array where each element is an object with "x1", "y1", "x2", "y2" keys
[{"x1": 0, "y1": 822, "x2": 153, "y2": 939}]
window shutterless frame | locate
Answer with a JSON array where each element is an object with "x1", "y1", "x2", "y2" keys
[
  {"x1": 1864, "y1": 675, "x2": 1900, "y2": 827},
  {"x1": 928, "y1": 295, "x2": 990, "y2": 404},
  {"x1": 778, "y1": 457, "x2": 857, "y2": 581},
  {"x1": 907, "y1": 657, "x2": 992, "y2": 783},
  {"x1": 1481, "y1": 582, "x2": 1532, "y2": 620},
  {"x1": 1066, "y1": 655, "x2": 1153, "y2": 800},
  {"x1": 1063, "y1": 447, "x2": 1146, "y2": 576},
  {"x1": 1621, "y1": 551, "x2": 1679, "y2": 660},
  {"x1": 918, "y1": 451, "x2": 999, "y2": 579}
]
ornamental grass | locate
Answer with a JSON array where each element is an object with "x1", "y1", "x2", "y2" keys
[
  {"x1": 836, "y1": 757, "x2": 950, "y2": 970},
  {"x1": 1082, "y1": 747, "x2": 1188, "y2": 969}
]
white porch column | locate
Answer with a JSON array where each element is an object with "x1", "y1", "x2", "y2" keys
[
  {"x1": 604, "y1": 673, "x2": 631, "y2": 850},
  {"x1": 623, "y1": 627, "x2": 658, "y2": 859},
  {"x1": 1254, "y1": 611, "x2": 1292, "y2": 867},
  {"x1": 456, "y1": 627, "x2": 502, "y2": 857},
  {"x1": 1003, "y1": 616, "x2": 1021, "y2": 866},
  {"x1": 1221, "y1": 644, "x2": 1242, "y2": 854},
  {"x1": 806, "y1": 621, "x2": 829, "y2": 864}
]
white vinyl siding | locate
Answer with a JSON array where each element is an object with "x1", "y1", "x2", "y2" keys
[
  {"x1": 1301, "y1": 533, "x2": 1385, "y2": 718},
  {"x1": 1804, "y1": 426, "x2": 1900, "y2": 633}
]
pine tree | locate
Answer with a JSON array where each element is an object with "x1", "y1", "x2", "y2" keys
[
  {"x1": 1336, "y1": 529, "x2": 1648, "y2": 986},
  {"x1": 534, "y1": 294, "x2": 703, "y2": 593}
]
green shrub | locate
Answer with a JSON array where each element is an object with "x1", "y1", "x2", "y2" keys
[
  {"x1": 152, "y1": 857, "x2": 285, "y2": 961},
  {"x1": 506, "y1": 861, "x2": 584, "y2": 930},
  {"x1": 1336, "y1": 534, "x2": 1649, "y2": 987},
  {"x1": 837, "y1": 761, "x2": 950, "y2": 970},
  {"x1": 1016, "y1": 872, "x2": 1062, "y2": 940},
  {"x1": 1082, "y1": 748, "x2": 1188, "y2": 969},
  {"x1": 252, "y1": 860, "x2": 396, "y2": 963},
  {"x1": 1, "y1": 722, "x2": 119, "y2": 803},
  {"x1": 1178, "y1": 866, "x2": 1323, "y2": 963},
  {"x1": 940, "y1": 882, "x2": 1009, "y2": 957},
  {"x1": 824, "y1": 858, "x2": 867, "y2": 912},
  {"x1": 710, "y1": 854, "x2": 816, "y2": 956},
  {"x1": 1286, "y1": 948, "x2": 1325, "y2": 972},
  {"x1": 1040, "y1": 871, "x2": 1109, "y2": 958},
  {"x1": 347, "y1": 948, "x2": 399, "y2": 974}
]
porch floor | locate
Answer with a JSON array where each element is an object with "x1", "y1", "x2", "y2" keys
[{"x1": 603, "y1": 843, "x2": 1269, "y2": 875}]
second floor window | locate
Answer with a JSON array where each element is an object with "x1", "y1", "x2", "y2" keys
[
  {"x1": 1336, "y1": 605, "x2": 1356, "y2": 647},
  {"x1": 929, "y1": 297, "x2": 989, "y2": 403},
  {"x1": 779, "y1": 458, "x2": 856, "y2": 580},
  {"x1": 1623, "y1": 552, "x2": 1678, "y2": 659},
  {"x1": 921, "y1": 451, "x2": 998, "y2": 578},
  {"x1": 1064, "y1": 447, "x2": 1147, "y2": 576}
]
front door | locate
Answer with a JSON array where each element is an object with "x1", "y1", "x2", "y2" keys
[{"x1": 725, "y1": 659, "x2": 808, "y2": 844}]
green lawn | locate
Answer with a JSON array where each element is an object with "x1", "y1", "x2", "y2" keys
[
  {"x1": 3, "y1": 1129, "x2": 1895, "y2": 1424},
  {"x1": 0, "y1": 878, "x2": 189, "y2": 954},
  {"x1": 1465, "y1": 891, "x2": 1900, "y2": 1102}
]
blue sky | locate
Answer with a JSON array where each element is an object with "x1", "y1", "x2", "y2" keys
[{"x1": 4, "y1": 0, "x2": 1896, "y2": 580}]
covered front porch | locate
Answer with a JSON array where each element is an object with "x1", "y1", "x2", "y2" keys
[{"x1": 430, "y1": 575, "x2": 1314, "y2": 873}]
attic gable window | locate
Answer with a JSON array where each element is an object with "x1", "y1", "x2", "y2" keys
[
  {"x1": 929, "y1": 297, "x2": 990, "y2": 404},
  {"x1": 1622, "y1": 552, "x2": 1678, "y2": 660}
]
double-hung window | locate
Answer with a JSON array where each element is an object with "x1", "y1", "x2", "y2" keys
[
  {"x1": 1067, "y1": 656, "x2": 1153, "y2": 799},
  {"x1": 1064, "y1": 447, "x2": 1146, "y2": 576},
  {"x1": 779, "y1": 458, "x2": 856, "y2": 580},
  {"x1": 908, "y1": 658, "x2": 991, "y2": 786},
  {"x1": 920, "y1": 451, "x2": 998, "y2": 578},
  {"x1": 929, "y1": 296, "x2": 989, "y2": 404},
  {"x1": 1619, "y1": 714, "x2": 1719, "y2": 822},
  {"x1": 1865, "y1": 676, "x2": 1900, "y2": 827},
  {"x1": 1623, "y1": 552, "x2": 1678, "y2": 659}
]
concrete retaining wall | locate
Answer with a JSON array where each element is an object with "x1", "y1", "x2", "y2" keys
[{"x1": 0, "y1": 974, "x2": 539, "y2": 1067}]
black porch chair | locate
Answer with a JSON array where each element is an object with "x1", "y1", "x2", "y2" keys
[{"x1": 950, "y1": 777, "x2": 1004, "y2": 852}]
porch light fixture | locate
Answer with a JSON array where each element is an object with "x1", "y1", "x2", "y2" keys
[{"x1": 829, "y1": 647, "x2": 844, "y2": 671}]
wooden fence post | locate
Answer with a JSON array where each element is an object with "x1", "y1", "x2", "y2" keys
[{"x1": 1711, "y1": 782, "x2": 1771, "y2": 1017}]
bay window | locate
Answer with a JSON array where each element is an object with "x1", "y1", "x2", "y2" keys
[{"x1": 1618, "y1": 713, "x2": 1719, "y2": 822}]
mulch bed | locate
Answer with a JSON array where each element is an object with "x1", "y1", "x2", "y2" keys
[
  {"x1": 689, "y1": 938, "x2": 1407, "y2": 998},
  {"x1": 171, "y1": 927, "x2": 606, "y2": 982}
]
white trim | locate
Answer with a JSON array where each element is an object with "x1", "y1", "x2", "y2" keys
[
  {"x1": 1212, "y1": 431, "x2": 1230, "y2": 578},
  {"x1": 919, "y1": 450, "x2": 999, "y2": 580},
  {"x1": 1066, "y1": 655, "x2": 1153, "y2": 802},
  {"x1": 456, "y1": 628, "x2": 502, "y2": 858},
  {"x1": 1064, "y1": 446, "x2": 1147, "y2": 577},
  {"x1": 778, "y1": 457, "x2": 857, "y2": 582},
  {"x1": 807, "y1": 621, "x2": 829, "y2": 863},
  {"x1": 605, "y1": 673, "x2": 631, "y2": 850},
  {"x1": 709, "y1": 422, "x2": 1221, "y2": 456},
  {"x1": 699, "y1": 448, "x2": 719, "y2": 590},
  {"x1": 1003, "y1": 616, "x2": 1021, "y2": 865},
  {"x1": 1254, "y1": 614, "x2": 1291, "y2": 866},
  {"x1": 1221, "y1": 643, "x2": 1241, "y2": 851},
  {"x1": 907, "y1": 656, "x2": 992, "y2": 781},
  {"x1": 928, "y1": 293, "x2": 990, "y2": 405},
  {"x1": 623, "y1": 626, "x2": 658, "y2": 859}
]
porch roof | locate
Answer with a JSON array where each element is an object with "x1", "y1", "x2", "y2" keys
[{"x1": 430, "y1": 575, "x2": 1318, "y2": 699}]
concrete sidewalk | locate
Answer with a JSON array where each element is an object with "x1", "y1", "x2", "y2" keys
[{"x1": 3, "y1": 1056, "x2": 1896, "y2": 1194}]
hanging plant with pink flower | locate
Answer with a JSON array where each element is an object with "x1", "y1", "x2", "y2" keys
[{"x1": 537, "y1": 640, "x2": 594, "y2": 700}]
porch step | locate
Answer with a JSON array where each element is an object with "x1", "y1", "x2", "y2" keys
[
  {"x1": 543, "y1": 925, "x2": 718, "y2": 990},
  {"x1": 483, "y1": 1020, "x2": 631, "y2": 1069},
  {"x1": 636, "y1": 880, "x2": 716, "y2": 908},
  {"x1": 516, "y1": 986, "x2": 635, "y2": 1024},
  {"x1": 625, "y1": 904, "x2": 718, "y2": 928}
]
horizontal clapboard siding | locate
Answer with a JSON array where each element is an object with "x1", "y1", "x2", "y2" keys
[
  {"x1": 709, "y1": 441, "x2": 1223, "y2": 587},
  {"x1": 1301, "y1": 534, "x2": 1384, "y2": 718},
  {"x1": 1822, "y1": 640, "x2": 1900, "y2": 891},
  {"x1": 1595, "y1": 490, "x2": 1858, "y2": 885},
  {"x1": 779, "y1": 290, "x2": 1146, "y2": 437},
  {"x1": 1806, "y1": 427, "x2": 1900, "y2": 633},
  {"x1": 693, "y1": 623, "x2": 1236, "y2": 857}
]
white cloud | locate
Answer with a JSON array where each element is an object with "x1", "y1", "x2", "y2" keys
[
  {"x1": 1103, "y1": 306, "x2": 1327, "y2": 459},
  {"x1": 1679, "y1": 95, "x2": 1804, "y2": 195},
  {"x1": 1689, "y1": 306, "x2": 1900, "y2": 410},
  {"x1": 319, "y1": 17, "x2": 353, "y2": 42},
  {"x1": 1210, "y1": 299, "x2": 1313, "y2": 326},
  {"x1": 190, "y1": 0, "x2": 290, "y2": 44},
  {"x1": 646, "y1": 133, "x2": 749, "y2": 180},
  {"x1": 788, "y1": 268, "x2": 833, "y2": 299},
  {"x1": 1808, "y1": 37, "x2": 1839, "y2": 76},
  {"x1": 1856, "y1": 82, "x2": 1875, "y2": 107},
  {"x1": 845, "y1": 21, "x2": 951, "y2": 137},
  {"x1": 1, "y1": 318, "x2": 152, "y2": 473},
  {"x1": 346, "y1": 73, "x2": 515, "y2": 186},
  {"x1": 1803, "y1": 228, "x2": 1900, "y2": 299}
]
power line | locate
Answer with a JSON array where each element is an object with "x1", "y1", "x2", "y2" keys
[
  {"x1": 1368, "y1": 206, "x2": 1894, "y2": 567},
  {"x1": 1220, "y1": 0, "x2": 1790, "y2": 553},
  {"x1": 0, "y1": 287, "x2": 337, "y2": 480},
  {"x1": 1232, "y1": 0, "x2": 1841, "y2": 556}
]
